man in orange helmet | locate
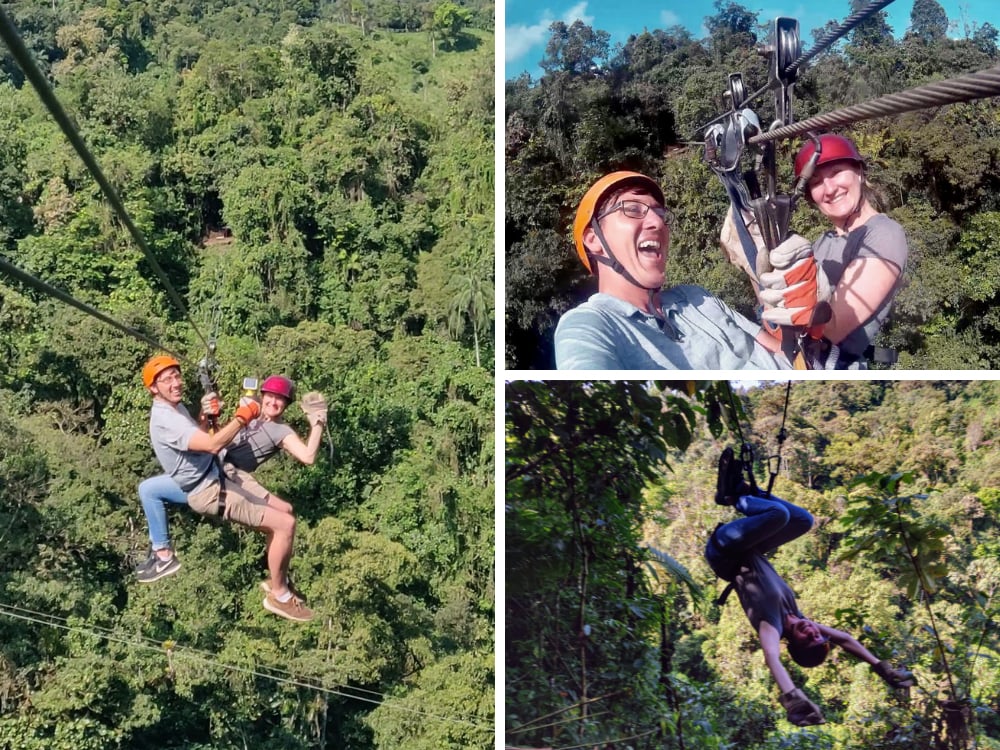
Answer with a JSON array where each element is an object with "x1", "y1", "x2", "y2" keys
[
  {"x1": 137, "y1": 355, "x2": 314, "y2": 622},
  {"x1": 554, "y1": 171, "x2": 795, "y2": 369}
]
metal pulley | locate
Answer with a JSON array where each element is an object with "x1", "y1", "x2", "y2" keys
[
  {"x1": 704, "y1": 108, "x2": 761, "y2": 174},
  {"x1": 761, "y1": 17, "x2": 801, "y2": 127},
  {"x1": 729, "y1": 73, "x2": 747, "y2": 109}
]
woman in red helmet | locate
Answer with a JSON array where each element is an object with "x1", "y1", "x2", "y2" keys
[
  {"x1": 222, "y1": 375, "x2": 326, "y2": 474},
  {"x1": 219, "y1": 375, "x2": 326, "y2": 614},
  {"x1": 732, "y1": 133, "x2": 908, "y2": 368}
]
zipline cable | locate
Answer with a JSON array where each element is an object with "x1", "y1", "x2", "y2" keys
[
  {"x1": 0, "y1": 601, "x2": 491, "y2": 731},
  {"x1": 0, "y1": 600, "x2": 394, "y2": 704},
  {"x1": 0, "y1": 255, "x2": 193, "y2": 366},
  {"x1": 782, "y1": 0, "x2": 897, "y2": 77},
  {"x1": 689, "y1": 0, "x2": 898, "y2": 139},
  {"x1": 0, "y1": 6, "x2": 211, "y2": 353},
  {"x1": 751, "y1": 64, "x2": 1000, "y2": 144}
]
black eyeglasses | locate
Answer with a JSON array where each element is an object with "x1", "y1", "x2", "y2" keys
[{"x1": 597, "y1": 199, "x2": 675, "y2": 226}]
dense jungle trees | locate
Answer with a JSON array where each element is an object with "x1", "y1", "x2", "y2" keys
[
  {"x1": 0, "y1": 1, "x2": 493, "y2": 748},
  {"x1": 505, "y1": 0, "x2": 1000, "y2": 368},
  {"x1": 506, "y1": 380, "x2": 1000, "y2": 750}
]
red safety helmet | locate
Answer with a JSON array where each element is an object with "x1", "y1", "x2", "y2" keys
[
  {"x1": 260, "y1": 375, "x2": 295, "y2": 400},
  {"x1": 142, "y1": 354, "x2": 180, "y2": 388},
  {"x1": 573, "y1": 171, "x2": 665, "y2": 274},
  {"x1": 794, "y1": 134, "x2": 864, "y2": 179}
]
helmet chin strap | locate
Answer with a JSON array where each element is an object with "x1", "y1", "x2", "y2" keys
[{"x1": 589, "y1": 217, "x2": 663, "y2": 303}]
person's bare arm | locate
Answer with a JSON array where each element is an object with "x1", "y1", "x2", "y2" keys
[
  {"x1": 280, "y1": 424, "x2": 323, "y2": 466},
  {"x1": 759, "y1": 620, "x2": 796, "y2": 694},
  {"x1": 187, "y1": 402, "x2": 260, "y2": 454},
  {"x1": 824, "y1": 258, "x2": 901, "y2": 344},
  {"x1": 187, "y1": 417, "x2": 244, "y2": 454},
  {"x1": 820, "y1": 624, "x2": 879, "y2": 665}
]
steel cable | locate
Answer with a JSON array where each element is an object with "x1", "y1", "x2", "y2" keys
[
  {"x1": 0, "y1": 6, "x2": 211, "y2": 352},
  {"x1": 750, "y1": 65, "x2": 1000, "y2": 143},
  {"x1": 0, "y1": 601, "x2": 491, "y2": 730},
  {"x1": 0, "y1": 255, "x2": 193, "y2": 366},
  {"x1": 690, "y1": 0, "x2": 898, "y2": 137},
  {"x1": 783, "y1": 0, "x2": 897, "y2": 77}
]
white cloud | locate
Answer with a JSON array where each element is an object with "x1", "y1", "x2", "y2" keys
[
  {"x1": 506, "y1": 15, "x2": 555, "y2": 62},
  {"x1": 561, "y1": 2, "x2": 594, "y2": 26},
  {"x1": 660, "y1": 10, "x2": 680, "y2": 27},
  {"x1": 505, "y1": 2, "x2": 594, "y2": 63}
]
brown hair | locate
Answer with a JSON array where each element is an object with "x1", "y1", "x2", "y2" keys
[{"x1": 786, "y1": 638, "x2": 830, "y2": 668}]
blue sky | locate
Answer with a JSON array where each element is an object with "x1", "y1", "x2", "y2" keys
[{"x1": 504, "y1": 0, "x2": 1000, "y2": 79}]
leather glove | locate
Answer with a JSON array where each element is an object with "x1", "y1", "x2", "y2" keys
[
  {"x1": 300, "y1": 391, "x2": 328, "y2": 428},
  {"x1": 767, "y1": 233, "x2": 814, "y2": 269},
  {"x1": 872, "y1": 660, "x2": 916, "y2": 688},
  {"x1": 759, "y1": 235, "x2": 832, "y2": 327},
  {"x1": 720, "y1": 207, "x2": 769, "y2": 281},
  {"x1": 234, "y1": 400, "x2": 260, "y2": 426},
  {"x1": 778, "y1": 688, "x2": 825, "y2": 726},
  {"x1": 200, "y1": 392, "x2": 221, "y2": 418}
]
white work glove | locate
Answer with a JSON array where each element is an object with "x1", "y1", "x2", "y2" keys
[
  {"x1": 759, "y1": 234, "x2": 832, "y2": 328},
  {"x1": 719, "y1": 207, "x2": 769, "y2": 281},
  {"x1": 300, "y1": 391, "x2": 328, "y2": 428},
  {"x1": 200, "y1": 392, "x2": 222, "y2": 418}
]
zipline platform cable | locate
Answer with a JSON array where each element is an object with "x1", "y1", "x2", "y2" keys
[
  {"x1": 0, "y1": 6, "x2": 210, "y2": 353},
  {"x1": 0, "y1": 601, "x2": 491, "y2": 732},
  {"x1": 750, "y1": 65, "x2": 1000, "y2": 144}
]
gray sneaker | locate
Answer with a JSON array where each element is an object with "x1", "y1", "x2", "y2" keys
[{"x1": 137, "y1": 553, "x2": 181, "y2": 583}]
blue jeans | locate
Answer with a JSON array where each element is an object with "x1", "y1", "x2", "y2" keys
[
  {"x1": 705, "y1": 494, "x2": 813, "y2": 579},
  {"x1": 139, "y1": 474, "x2": 189, "y2": 550}
]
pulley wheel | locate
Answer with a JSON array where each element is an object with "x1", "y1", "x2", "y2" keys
[
  {"x1": 729, "y1": 73, "x2": 746, "y2": 109},
  {"x1": 774, "y1": 18, "x2": 801, "y2": 80}
]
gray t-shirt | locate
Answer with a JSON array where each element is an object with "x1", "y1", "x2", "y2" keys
[
  {"x1": 224, "y1": 419, "x2": 294, "y2": 472},
  {"x1": 149, "y1": 400, "x2": 219, "y2": 493},
  {"x1": 813, "y1": 213, "x2": 908, "y2": 358},
  {"x1": 734, "y1": 553, "x2": 802, "y2": 636},
  {"x1": 554, "y1": 286, "x2": 791, "y2": 370}
]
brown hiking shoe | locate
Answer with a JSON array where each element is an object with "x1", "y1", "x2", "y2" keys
[
  {"x1": 259, "y1": 578, "x2": 307, "y2": 601},
  {"x1": 263, "y1": 592, "x2": 314, "y2": 622}
]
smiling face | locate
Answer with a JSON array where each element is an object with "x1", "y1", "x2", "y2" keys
[
  {"x1": 583, "y1": 187, "x2": 671, "y2": 296},
  {"x1": 808, "y1": 159, "x2": 865, "y2": 225},
  {"x1": 786, "y1": 615, "x2": 826, "y2": 648},
  {"x1": 260, "y1": 391, "x2": 289, "y2": 421},
  {"x1": 149, "y1": 366, "x2": 183, "y2": 405}
]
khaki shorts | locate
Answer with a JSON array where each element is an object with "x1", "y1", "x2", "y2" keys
[{"x1": 187, "y1": 464, "x2": 271, "y2": 528}]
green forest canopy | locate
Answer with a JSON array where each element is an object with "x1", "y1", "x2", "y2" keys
[
  {"x1": 506, "y1": 380, "x2": 1000, "y2": 750},
  {"x1": 0, "y1": 1, "x2": 494, "y2": 748},
  {"x1": 505, "y1": 0, "x2": 1000, "y2": 369}
]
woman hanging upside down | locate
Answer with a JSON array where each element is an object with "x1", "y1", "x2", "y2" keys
[{"x1": 704, "y1": 447, "x2": 915, "y2": 726}]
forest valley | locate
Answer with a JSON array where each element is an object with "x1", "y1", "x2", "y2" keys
[
  {"x1": 506, "y1": 380, "x2": 1000, "y2": 750},
  {"x1": 505, "y1": 0, "x2": 1000, "y2": 369},
  {"x1": 0, "y1": 1, "x2": 494, "y2": 748}
]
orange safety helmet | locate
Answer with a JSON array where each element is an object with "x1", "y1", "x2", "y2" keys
[
  {"x1": 573, "y1": 171, "x2": 665, "y2": 274},
  {"x1": 142, "y1": 354, "x2": 180, "y2": 388},
  {"x1": 794, "y1": 134, "x2": 863, "y2": 179}
]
